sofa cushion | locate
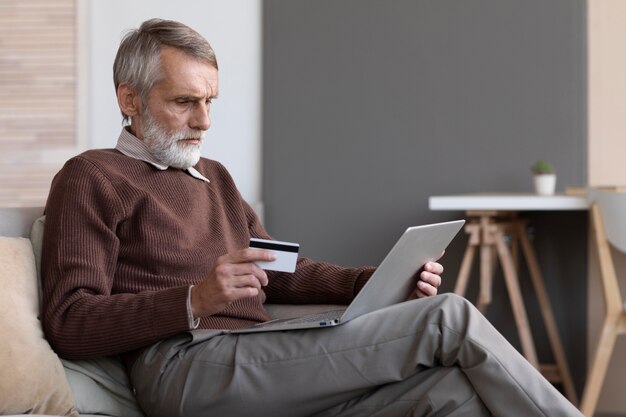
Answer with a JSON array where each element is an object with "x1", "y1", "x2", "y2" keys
[
  {"x1": 62, "y1": 357, "x2": 146, "y2": 417},
  {"x1": 30, "y1": 216, "x2": 146, "y2": 417},
  {"x1": 0, "y1": 236, "x2": 78, "y2": 416}
]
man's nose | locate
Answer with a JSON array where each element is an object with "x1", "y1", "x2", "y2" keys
[{"x1": 190, "y1": 102, "x2": 211, "y2": 131}]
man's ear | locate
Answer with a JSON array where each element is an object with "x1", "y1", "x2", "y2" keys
[{"x1": 117, "y1": 83, "x2": 141, "y2": 118}]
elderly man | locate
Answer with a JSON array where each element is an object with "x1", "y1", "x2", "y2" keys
[{"x1": 41, "y1": 19, "x2": 582, "y2": 417}]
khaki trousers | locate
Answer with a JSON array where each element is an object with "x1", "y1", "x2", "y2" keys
[{"x1": 130, "y1": 294, "x2": 582, "y2": 417}]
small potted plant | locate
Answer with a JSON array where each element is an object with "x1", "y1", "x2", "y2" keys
[{"x1": 531, "y1": 160, "x2": 556, "y2": 195}]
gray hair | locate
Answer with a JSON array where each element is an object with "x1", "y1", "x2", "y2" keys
[{"x1": 113, "y1": 18, "x2": 218, "y2": 124}]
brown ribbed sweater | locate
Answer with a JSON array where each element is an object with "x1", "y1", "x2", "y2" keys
[{"x1": 41, "y1": 149, "x2": 374, "y2": 361}]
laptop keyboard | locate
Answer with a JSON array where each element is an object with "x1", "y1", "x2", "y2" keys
[{"x1": 254, "y1": 309, "x2": 345, "y2": 328}]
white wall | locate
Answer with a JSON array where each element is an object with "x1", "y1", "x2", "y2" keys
[{"x1": 86, "y1": 0, "x2": 262, "y2": 203}]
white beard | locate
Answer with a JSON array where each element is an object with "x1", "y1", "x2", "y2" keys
[{"x1": 140, "y1": 110, "x2": 204, "y2": 169}]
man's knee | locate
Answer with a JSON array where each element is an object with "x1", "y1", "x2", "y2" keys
[
  {"x1": 424, "y1": 293, "x2": 485, "y2": 337},
  {"x1": 432, "y1": 293, "x2": 477, "y2": 317}
]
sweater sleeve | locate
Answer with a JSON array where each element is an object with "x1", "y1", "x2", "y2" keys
[
  {"x1": 242, "y1": 200, "x2": 376, "y2": 305},
  {"x1": 265, "y1": 258, "x2": 375, "y2": 305},
  {"x1": 41, "y1": 157, "x2": 192, "y2": 360}
]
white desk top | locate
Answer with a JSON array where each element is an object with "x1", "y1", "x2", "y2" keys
[{"x1": 429, "y1": 193, "x2": 589, "y2": 211}]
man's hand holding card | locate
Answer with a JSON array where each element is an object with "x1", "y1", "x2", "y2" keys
[{"x1": 249, "y1": 238, "x2": 300, "y2": 273}]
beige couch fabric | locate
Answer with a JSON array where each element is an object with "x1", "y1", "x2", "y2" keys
[{"x1": 0, "y1": 236, "x2": 78, "y2": 416}]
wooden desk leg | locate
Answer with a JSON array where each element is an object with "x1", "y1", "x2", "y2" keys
[
  {"x1": 477, "y1": 244, "x2": 493, "y2": 312},
  {"x1": 517, "y1": 224, "x2": 578, "y2": 405},
  {"x1": 454, "y1": 225, "x2": 479, "y2": 296},
  {"x1": 580, "y1": 319, "x2": 619, "y2": 416},
  {"x1": 454, "y1": 214, "x2": 576, "y2": 401},
  {"x1": 477, "y1": 218, "x2": 495, "y2": 312},
  {"x1": 494, "y1": 228, "x2": 540, "y2": 368},
  {"x1": 511, "y1": 226, "x2": 520, "y2": 273}
]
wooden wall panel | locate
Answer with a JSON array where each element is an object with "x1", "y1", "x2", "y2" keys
[{"x1": 0, "y1": 0, "x2": 77, "y2": 207}]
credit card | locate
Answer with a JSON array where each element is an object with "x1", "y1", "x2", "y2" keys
[{"x1": 249, "y1": 238, "x2": 299, "y2": 273}]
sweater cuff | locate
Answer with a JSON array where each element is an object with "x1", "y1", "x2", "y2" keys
[
  {"x1": 187, "y1": 285, "x2": 200, "y2": 329},
  {"x1": 150, "y1": 286, "x2": 196, "y2": 337}
]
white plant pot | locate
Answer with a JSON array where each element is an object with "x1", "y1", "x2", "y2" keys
[{"x1": 533, "y1": 174, "x2": 556, "y2": 195}]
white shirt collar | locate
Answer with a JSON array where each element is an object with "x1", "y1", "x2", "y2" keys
[{"x1": 114, "y1": 128, "x2": 210, "y2": 183}]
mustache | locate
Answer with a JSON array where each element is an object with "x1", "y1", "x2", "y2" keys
[{"x1": 172, "y1": 129, "x2": 205, "y2": 142}]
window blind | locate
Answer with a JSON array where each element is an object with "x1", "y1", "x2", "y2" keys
[{"x1": 0, "y1": 0, "x2": 77, "y2": 207}]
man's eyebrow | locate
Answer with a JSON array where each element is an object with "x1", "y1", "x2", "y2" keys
[{"x1": 174, "y1": 93, "x2": 218, "y2": 101}]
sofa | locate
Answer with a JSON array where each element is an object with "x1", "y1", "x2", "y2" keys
[{"x1": 0, "y1": 206, "x2": 341, "y2": 417}]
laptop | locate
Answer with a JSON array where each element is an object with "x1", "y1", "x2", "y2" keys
[{"x1": 230, "y1": 219, "x2": 465, "y2": 334}]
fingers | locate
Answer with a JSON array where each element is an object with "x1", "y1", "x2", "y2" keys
[
  {"x1": 214, "y1": 258, "x2": 270, "y2": 287},
  {"x1": 415, "y1": 261, "x2": 444, "y2": 298},
  {"x1": 223, "y1": 248, "x2": 277, "y2": 265},
  {"x1": 192, "y1": 248, "x2": 277, "y2": 318},
  {"x1": 216, "y1": 248, "x2": 277, "y2": 287},
  {"x1": 416, "y1": 280, "x2": 438, "y2": 298},
  {"x1": 219, "y1": 274, "x2": 265, "y2": 298},
  {"x1": 424, "y1": 261, "x2": 444, "y2": 276}
]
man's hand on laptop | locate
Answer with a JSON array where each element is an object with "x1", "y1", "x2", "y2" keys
[
  {"x1": 191, "y1": 248, "x2": 277, "y2": 318},
  {"x1": 414, "y1": 261, "x2": 443, "y2": 298}
]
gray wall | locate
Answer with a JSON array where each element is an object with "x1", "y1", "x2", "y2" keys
[{"x1": 263, "y1": 0, "x2": 587, "y2": 395}]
